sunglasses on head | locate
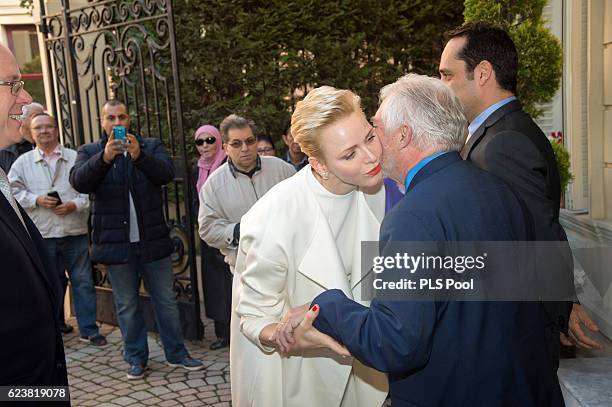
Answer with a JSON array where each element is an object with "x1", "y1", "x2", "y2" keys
[{"x1": 195, "y1": 136, "x2": 216, "y2": 146}]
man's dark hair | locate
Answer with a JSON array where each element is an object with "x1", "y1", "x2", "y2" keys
[
  {"x1": 219, "y1": 114, "x2": 256, "y2": 143},
  {"x1": 103, "y1": 99, "x2": 126, "y2": 109},
  {"x1": 256, "y1": 134, "x2": 275, "y2": 146},
  {"x1": 445, "y1": 22, "x2": 518, "y2": 94},
  {"x1": 101, "y1": 99, "x2": 127, "y2": 118}
]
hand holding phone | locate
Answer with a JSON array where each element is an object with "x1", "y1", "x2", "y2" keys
[
  {"x1": 103, "y1": 126, "x2": 127, "y2": 163},
  {"x1": 47, "y1": 191, "x2": 62, "y2": 205},
  {"x1": 37, "y1": 191, "x2": 60, "y2": 208}
]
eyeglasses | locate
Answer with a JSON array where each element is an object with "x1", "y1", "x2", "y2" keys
[
  {"x1": 227, "y1": 137, "x2": 257, "y2": 149},
  {"x1": 195, "y1": 137, "x2": 216, "y2": 146},
  {"x1": 0, "y1": 80, "x2": 25, "y2": 96},
  {"x1": 257, "y1": 147, "x2": 275, "y2": 154}
]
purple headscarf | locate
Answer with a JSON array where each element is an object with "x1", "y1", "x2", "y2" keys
[{"x1": 195, "y1": 125, "x2": 226, "y2": 192}]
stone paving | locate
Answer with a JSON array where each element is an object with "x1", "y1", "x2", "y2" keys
[
  {"x1": 64, "y1": 317, "x2": 231, "y2": 406},
  {"x1": 64, "y1": 317, "x2": 394, "y2": 406}
]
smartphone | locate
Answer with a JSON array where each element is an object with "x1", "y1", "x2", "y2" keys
[
  {"x1": 47, "y1": 191, "x2": 62, "y2": 205},
  {"x1": 114, "y1": 126, "x2": 126, "y2": 141}
]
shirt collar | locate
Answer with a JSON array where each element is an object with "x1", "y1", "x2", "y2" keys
[
  {"x1": 467, "y1": 96, "x2": 517, "y2": 138},
  {"x1": 284, "y1": 151, "x2": 308, "y2": 168},
  {"x1": 3, "y1": 144, "x2": 18, "y2": 155},
  {"x1": 34, "y1": 145, "x2": 63, "y2": 161},
  {"x1": 404, "y1": 151, "x2": 449, "y2": 191},
  {"x1": 228, "y1": 155, "x2": 262, "y2": 178}
]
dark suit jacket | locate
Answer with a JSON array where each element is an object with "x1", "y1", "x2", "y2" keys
[
  {"x1": 313, "y1": 153, "x2": 563, "y2": 407},
  {"x1": 0, "y1": 192, "x2": 69, "y2": 404},
  {"x1": 461, "y1": 100, "x2": 574, "y2": 334}
]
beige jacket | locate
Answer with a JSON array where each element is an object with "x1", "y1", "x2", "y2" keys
[
  {"x1": 231, "y1": 167, "x2": 388, "y2": 407},
  {"x1": 198, "y1": 156, "x2": 295, "y2": 271},
  {"x1": 9, "y1": 146, "x2": 89, "y2": 238}
]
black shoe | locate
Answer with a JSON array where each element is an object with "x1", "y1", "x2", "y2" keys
[
  {"x1": 59, "y1": 322, "x2": 74, "y2": 334},
  {"x1": 80, "y1": 334, "x2": 108, "y2": 347},
  {"x1": 209, "y1": 337, "x2": 229, "y2": 350}
]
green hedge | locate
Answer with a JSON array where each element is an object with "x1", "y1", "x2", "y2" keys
[
  {"x1": 550, "y1": 139, "x2": 574, "y2": 192},
  {"x1": 175, "y1": 0, "x2": 464, "y2": 145}
]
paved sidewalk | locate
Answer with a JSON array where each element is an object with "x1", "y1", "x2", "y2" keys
[{"x1": 64, "y1": 317, "x2": 231, "y2": 406}]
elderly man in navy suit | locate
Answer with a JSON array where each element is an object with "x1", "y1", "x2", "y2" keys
[
  {"x1": 0, "y1": 44, "x2": 69, "y2": 405},
  {"x1": 277, "y1": 74, "x2": 563, "y2": 406}
]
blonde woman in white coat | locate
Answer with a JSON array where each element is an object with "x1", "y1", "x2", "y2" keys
[{"x1": 230, "y1": 86, "x2": 389, "y2": 407}]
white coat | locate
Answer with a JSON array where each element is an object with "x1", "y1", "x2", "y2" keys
[{"x1": 231, "y1": 167, "x2": 389, "y2": 407}]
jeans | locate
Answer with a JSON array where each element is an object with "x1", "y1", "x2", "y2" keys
[
  {"x1": 45, "y1": 234, "x2": 99, "y2": 337},
  {"x1": 106, "y1": 245, "x2": 188, "y2": 365}
]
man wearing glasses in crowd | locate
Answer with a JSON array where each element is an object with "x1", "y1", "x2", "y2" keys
[
  {"x1": 199, "y1": 114, "x2": 295, "y2": 273},
  {"x1": 256, "y1": 134, "x2": 277, "y2": 157},
  {"x1": 198, "y1": 114, "x2": 294, "y2": 349}
]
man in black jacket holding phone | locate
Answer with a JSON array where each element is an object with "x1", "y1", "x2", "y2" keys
[{"x1": 70, "y1": 99, "x2": 203, "y2": 380}]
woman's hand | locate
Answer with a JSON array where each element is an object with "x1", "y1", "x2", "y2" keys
[
  {"x1": 276, "y1": 305, "x2": 351, "y2": 358},
  {"x1": 274, "y1": 303, "x2": 311, "y2": 352}
]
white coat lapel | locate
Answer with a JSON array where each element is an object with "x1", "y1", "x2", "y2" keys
[
  {"x1": 350, "y1": 187, "x2": 385, "y2": 292},
  {"x1": 298, "y1": 205, "x2": 353, "y2": 298}
]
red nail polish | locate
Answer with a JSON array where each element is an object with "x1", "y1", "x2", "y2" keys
[{"x1": 312, "y1": 305, "x2": 318, "y2": 312}]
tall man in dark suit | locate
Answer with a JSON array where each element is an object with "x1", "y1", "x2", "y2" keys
[
  {"x1": 0, "y1": 44, "x2": 69, "y2": 400},
  {"x1": 278, "y1": 74, "x2": 563, "y2": 406},
  {"x1": 439, "y1": 22, "x2": 601, "y2": 360}
]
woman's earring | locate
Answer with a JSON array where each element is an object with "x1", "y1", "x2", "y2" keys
[{"x1": 320, "y1": 171, "x2": 329, "y2": 180}]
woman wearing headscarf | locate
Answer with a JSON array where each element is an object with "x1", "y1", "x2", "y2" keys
[{"x1": 191, "y1": 124, "x2": 231, "y2": 350}]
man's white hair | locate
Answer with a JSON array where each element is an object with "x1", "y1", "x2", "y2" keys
[
  {"x1": 21, "y1": 102, "x2": 44, "y2": 120},
  {"x1": 379, "y1": 74, "x2": 467, "y2": 152}
]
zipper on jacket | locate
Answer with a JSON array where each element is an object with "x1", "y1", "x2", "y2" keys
[
  {"x1": 250, "y1": 179, "x2": 259, "y2": 200},
  {"x1": 127, "y1": 159, "x2": 146, "y2": 243}
]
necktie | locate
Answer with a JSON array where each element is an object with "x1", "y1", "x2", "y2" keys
[{"x1": 0, "y1": 166, "x2": 29, "y2": 232}]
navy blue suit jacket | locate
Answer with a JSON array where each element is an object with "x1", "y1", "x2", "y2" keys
[{"x1": 313, "y1": 153, "x2": 563, "y2": 407}]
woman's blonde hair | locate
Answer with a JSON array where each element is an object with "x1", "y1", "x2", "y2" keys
[{"x1": 291, "y1": 86, "x2": 362, "y2": 159}]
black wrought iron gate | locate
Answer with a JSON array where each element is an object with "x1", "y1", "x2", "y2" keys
[{"x1": 38, "y1": 0, "x2": 203, "y2": 339}]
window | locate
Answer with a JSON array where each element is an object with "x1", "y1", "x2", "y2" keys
[{"x1": 6, "y1": 25, "x2": 45, "y2": 106}]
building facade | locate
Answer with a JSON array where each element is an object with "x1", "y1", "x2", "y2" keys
[{"x1": 542, "y1": 0, "x2": 612, "y2": 339}]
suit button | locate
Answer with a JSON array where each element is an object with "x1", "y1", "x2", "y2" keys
[
  {"x1": 56, "y1": 362, "x2": 64, "y2": 369},
  {"x1": 123, "y1": 221, "x2": 128, "y2": 225}
]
